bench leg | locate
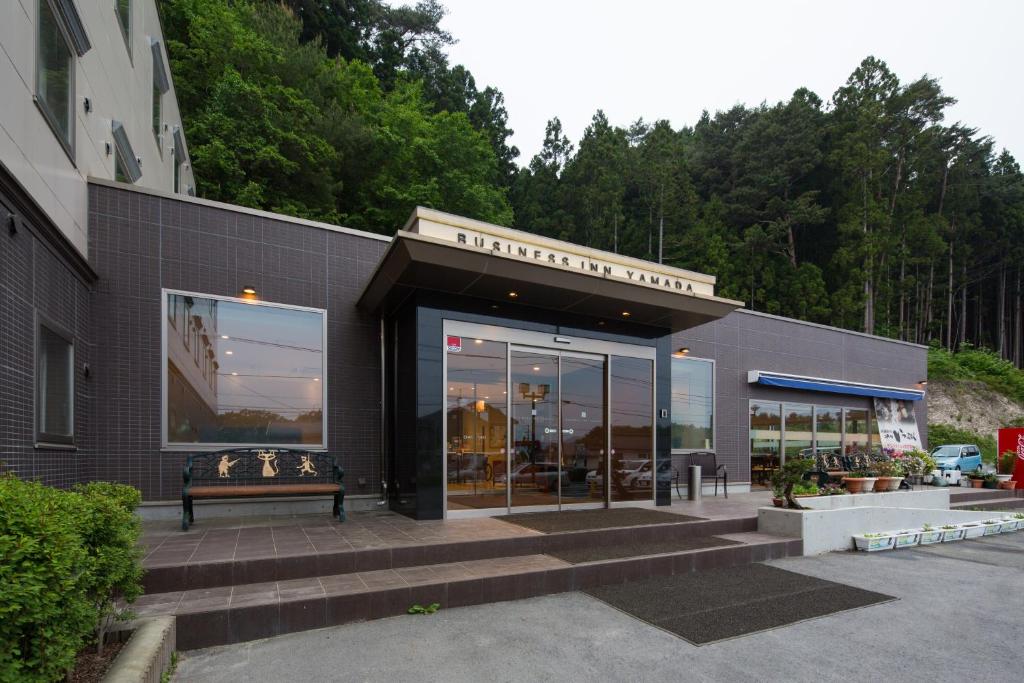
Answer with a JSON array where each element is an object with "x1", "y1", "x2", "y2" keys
[
  {"x1": 724, "y1": 471, "x2": 728, "y2": 498},
  {"x1": 337, "y1": 487, "x2": 346, "y2": 522}
]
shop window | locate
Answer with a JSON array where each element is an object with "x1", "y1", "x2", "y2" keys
[
  {"x1": 670, "y1": 357, "x2": 714, "y2": 450},
  {"x1": 36, "y1": 318, "x2": 74, "y2": 445},
  {"x1": 814, "y1": 406, "x2": 842, "y2": 456},
  {"x1": 749, "y1": 402, "x2": 780, "y2": 488},
  {"x1": 844, "y1": 408, "x2": 870, "y2": 455},
  {"x1": 36, "y1": 0, "x2": 75, "y2": 157},
  {"x1": 152, "y1": 84, "x2": 161, "y2": 143},
  {"x1": 610, "y1": 356, "x2": 654, "y2": 502},
  {"x1": 164, "y1": 291, "x2": 326, "y2": 447}
]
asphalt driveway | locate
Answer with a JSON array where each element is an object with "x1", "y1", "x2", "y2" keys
[{"x1": 175, "y1": 533, "x2": 1024, "y2": 682}]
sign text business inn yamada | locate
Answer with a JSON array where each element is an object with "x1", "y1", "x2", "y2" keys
[{"x1": 411, "y1": 216, "x2": 716, "y2": 297}]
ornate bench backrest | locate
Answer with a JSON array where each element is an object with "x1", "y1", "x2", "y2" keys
[{"x1": 184, "y1": 448, "x2": 339, "y2": 487}]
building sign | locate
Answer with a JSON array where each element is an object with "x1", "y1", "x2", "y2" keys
[
  {"x1": 446, "y1": 336, "x2": 462, "y2": 352},
  {"x1": 413, "y1": 219, "x2": 716, "y2": 297},
  {"x1": 873, "y1": 398, "x2": 923, "y2": 454}
]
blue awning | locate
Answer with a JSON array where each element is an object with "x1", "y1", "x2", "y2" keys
[{"x1": 748, "y1": 371, "x2": 924, "y2": 401}]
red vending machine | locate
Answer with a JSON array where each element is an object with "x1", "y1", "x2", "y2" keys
[{"x1": 996, "y1": 428, "x2": 1024, "y2": 484}]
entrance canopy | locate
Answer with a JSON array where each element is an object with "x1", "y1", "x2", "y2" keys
[{"x1": 358, "y1": 208, "x2": 742, "y2": 331}]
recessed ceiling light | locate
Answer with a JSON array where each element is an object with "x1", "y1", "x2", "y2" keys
[
  {"x1": 490, "y1": 304, "x2": 499, "y2": 310},
  {"x1": 597, "y1": 321, "x2": 605, "y2": 326},
  {"x1": 231, "y1": 371, "x2": 238, "y2": 376},
  {"x1": 313, "y1": 377, "x2": 320, "y2": 382},
  {"x1": 508, "y1": 291, "x2": 518, "y2": 298},
  {"x1": 621, "y1": 311, "x2": 631, "y2": 317},
  {"x1": 533, "y1": 366, "x2": 540, "y2": 372},
  {"x1": 474, "y1": 339, "x2": 483, "y2": 344},
  {"x1": 225, "y1": 350, "x2": 234, "y2": 355},
  {"x1": 484, "y1": 396, "x2": 489, "y2": 399}
]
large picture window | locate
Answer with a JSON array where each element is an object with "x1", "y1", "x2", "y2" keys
[
  {"x1": 670, "y1": 356, "x2": 714, "y2": 450},
  {"x1": 164, "y1": 291, "x2": 326, "y2": 447},
  {"x1": 36, "y1": 318, "x2": 74, "y2": 445}
]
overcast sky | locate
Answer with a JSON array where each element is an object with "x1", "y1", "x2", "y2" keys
[{"x1": 435, "y1": 0, "x2": 1023, "y2": 166}]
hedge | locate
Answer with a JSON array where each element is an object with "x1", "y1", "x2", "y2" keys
[{"x1": 0, "y1": 477, "x2": 143, "y2": 683}]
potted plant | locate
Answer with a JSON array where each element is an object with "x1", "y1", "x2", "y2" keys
[
  {"x1": 853, "y1": 532, "x2": 895, "y2": 552},
  {"x1": 903, "y1": 449, "x2": 936, "y2": 485},
  {"x1": 892, "y1": 529, "x2": 921, "y2": 548},
  {"x1": 981, "y1": 519, "x2": 1002, "y2": 535},
  {"x1": 842, "y1": 466, "x2": 878, "y2": 494},
  {"x1": 773, "y1": 458, "x2": 815, "y2": 509},
  {"x1": 959, "y1": 522, "x2": 985, "y2": 539},
  {"x1": 769, "y1": 471, "x2": 785, "y2": 507},
  {"x1": 874, "y1": 459, "x2": 905, "y2": 491},
  {"x1": 919, "y1": 523, "x2": 943, "y2": 545},
  {"x1": 982, "y1": 473, "x2": 999, "y2": 490},
  {"x1": 940, "y1": 524, "x2": 965, "y2": 542},
  {"x1": 820, "y1": 483, "x2": 847, "y2": 496},
  {"x1": 996, "y1": 451, "x2": 1016, "y2": 489},
  {"x1": 967, "y1": 472, "x2": 986, "y2": 488}
]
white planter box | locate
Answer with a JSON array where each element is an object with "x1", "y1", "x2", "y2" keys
[
  {"x1": 892, "y1": 530, "x2": 921, "y2": 548},
  {"x1": 960, "y1": 524, "x2": 985, "y2": 539},
  {"x1": 981, "y1": 522, "x2": 1002, "y2": 536},
  {"x1": 918, "y1": 529, "x2": 943, "y2": 545},
  {"x1": 997, "y1": 519, "x2": 1017, "y2": 533},
  {"x1": 853, "y1": 534, "x2": 895, "y2": 552},
  {"x1": 1003, "y1": 518, "x2": 1023, "y2": 531},
  {"x1": 941, "y1": 528, "x2": 965, "y2": 542}
]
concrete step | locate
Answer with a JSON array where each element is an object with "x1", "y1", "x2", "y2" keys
[
  {"x1": 951, "y1": 496, "x2": 1024, "y2": 511},
  {"x1": 949, "y1": 488, "x2": 1021, "y2": 503},
  {"x1": 132, "y1": 532, "x2": 798, "y2": 650},
  {"x1": 142, "y1": 515, "x2": 757, "y2": 594}
]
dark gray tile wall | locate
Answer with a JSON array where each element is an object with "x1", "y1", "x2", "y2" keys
[
  {"x1": 1, "y1": 195, "x2": 93, "y2": 487},
  {"x1": 673, "y1": 310, "x2": 928, "y2": 483},
  {"x1": 87, "y1": 184, "x2": 388, "y2": 500}
]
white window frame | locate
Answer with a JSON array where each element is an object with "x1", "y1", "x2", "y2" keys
[{"x1": 161, "y1": 288, "x2": 329, "y2": 450}]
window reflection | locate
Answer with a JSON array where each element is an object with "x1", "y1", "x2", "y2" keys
[
  {"x1": 844, "y1": 409, "x2": 870, "y2": 455},
  {"x1": 784, "y1": 404, "x2": 813, "y2": 460},
  {"x1": 166, "y1": 293, "x2": 325, "y2": 445},
  {"x1": 750, "y1": 403, "x2": 781, "y2": 488},
  {"x1": 610, "y1": 356, "x2": 654, "y2": 502},
  {"x1": 671, "y1": 357, "x2": 713, "y2": 450},
  {"x1": 446, "y1": 339, "x2": 508, "y2": 511},
  {"x1": 815, "y1": 407, "x2": 841, "y2": 456}
]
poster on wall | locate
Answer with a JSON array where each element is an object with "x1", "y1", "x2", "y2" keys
[{"x1": 872, "y1": 398, "x2": 923, "y2": 454}]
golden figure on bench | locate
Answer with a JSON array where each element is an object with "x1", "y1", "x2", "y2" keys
[
  {"x1": 296, "y1": 455, "x2": 318, "y2": 477},
  {"x1": 257, "y1": 450, "x2": 279, "y2": 477},
  {"x1": 217, "y1": 455, "x2": 239, "y2": 478}
]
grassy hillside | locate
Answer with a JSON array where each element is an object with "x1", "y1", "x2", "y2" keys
[{"x1": 927, "y1": 345, "x2": 1024, "y2": 463}]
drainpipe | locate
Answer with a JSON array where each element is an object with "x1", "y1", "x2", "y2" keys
[{"x1": 378, "y1": 317, "x2": 388, "y2": 506}]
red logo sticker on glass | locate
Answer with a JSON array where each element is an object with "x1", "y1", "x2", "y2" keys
[{"x1": 446, "y1": 336, "x2": 462, "y2": 352}]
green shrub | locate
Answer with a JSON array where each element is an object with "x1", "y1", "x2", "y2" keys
[
  {"x1": 928, "y1": 344, "x2": 1024, "y2": 404},
  {"x1": 0, "y1": 477, "x2": 143, "y2": 682},
  {"x1": 927, "y1": 423, "x2": 997, "y2": 464}
]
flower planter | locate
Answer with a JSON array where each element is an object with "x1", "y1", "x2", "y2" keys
[
  {"x1": 940, "y1": 527, "x2": 965, "y2": 542},
  {"x1": 771, "y1": 497, "x2": 784, "y2": 508},
  {"x1": 982, "y1": 480, "x2": 998, "y2": 490},
  {"x1": 853, "y1": 534, "x2": 895, "y2": 552},
  {"x1": 923, "y1": 474, "x2": 934, "y2": 484},
  {"x1": 960, "y1": 523, "x2": 985, "y2": 539},
  {"x1": 997, "y1": 518, "x2": 1018, "y2": 532},
  {"x1": 892, "y1": 530, "x2": 920, "y2": 548},
  {"x1": 843, "y1": 477, "x2": 877, "y2": 494},
  {"x1": 996, "y1": 474, "x2": 1013, "y2": 482},
  {"x1": 918, "y1": 529, "x2": 943, "y2": 545},
  {"x1": 998, "y1": 480, "x2": 1017, "y2": 491},
  {"x1": 875, "y1": 476, "x2": 903, "y2": 492},
  {"x1": 969, "y1": 478, "x2": 984, "y2": 488},
  {"x1": 981, "y1": 522, "x2": 1002, "y2": 536}
]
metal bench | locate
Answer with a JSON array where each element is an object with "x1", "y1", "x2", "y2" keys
[{"x1": 181, "y1": 447, "x2": 344, "y2": 531}]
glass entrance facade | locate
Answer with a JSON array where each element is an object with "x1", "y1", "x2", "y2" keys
[{"x1": 444, "y1": 325, "x2": 655, "y2": 515}]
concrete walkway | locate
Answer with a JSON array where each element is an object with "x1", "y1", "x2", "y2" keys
[{"x1": 175, "y1": 533, "x2": 1024, "y2": 683}]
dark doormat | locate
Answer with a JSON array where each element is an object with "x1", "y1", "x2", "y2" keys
[
  {"x1": 495, "y1": 508, "x2": 703, "y2": 533},
  {"x1": 549, "y1": 536, "x2": 739, "y2": 564},
  {"x1": 585, "y1": 563, "x2": 895, "y2": 645}
]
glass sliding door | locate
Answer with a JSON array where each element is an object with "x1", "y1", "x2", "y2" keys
[
  {"x1": 559, "y1": 356, "x2": 607, "y2": 505},
  {"x1": 610, "y1": 356, "x2": 654, "y2": 502},
  {"x1": 509, "y1": 351, "x2": 561, "y2": 508},
  {"x1": 445, "y1": 339, "x2": 508, "y2": 512},
  {"x1": 750, "y1": 402, "x2": 781, "y2": 489}
]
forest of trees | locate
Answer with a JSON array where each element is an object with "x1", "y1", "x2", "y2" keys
[{"x1": 160, "y1": 0, "x2": 1024, "y2": 367}]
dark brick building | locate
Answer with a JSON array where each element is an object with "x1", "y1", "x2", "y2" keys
[{"x1": 2, "y1": 176, "x2": 927, "y2": 518}]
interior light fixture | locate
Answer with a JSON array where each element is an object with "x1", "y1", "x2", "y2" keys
[
  {"x1": 533, "y1": 366, "x2": 540, "y2": 372},
  {"x1": 508, "y1": 291, "x2": 518, "y2": 298},
  {"x1": 474, "y1": 339, "x2": 483, "y2": 344},
  {"x1": 231, "y1": 372, "x2": 238, "y2": 376},
  {"x1": 313, "y1": 377, "x2": 320, "y2": 382}
]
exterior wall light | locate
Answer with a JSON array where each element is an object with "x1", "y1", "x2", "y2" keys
[
  {"x1": 672, "y1": 347, "x2": 690, "y2": 358},
  {"x1": 241, "y1": 286, "x2": 258, "y2": 300}
]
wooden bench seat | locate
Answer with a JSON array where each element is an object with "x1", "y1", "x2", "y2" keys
[{"x1": 182, "y1": 448, "x2": 344, "y2": 530}]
